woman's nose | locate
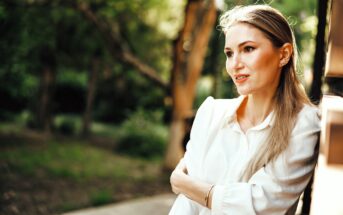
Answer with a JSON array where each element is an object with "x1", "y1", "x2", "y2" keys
[{"x1": 228, "y1": 54, "x2": 243, "y2": 71}]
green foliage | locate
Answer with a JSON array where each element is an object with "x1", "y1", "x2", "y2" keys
[
  {"x1": 0, "y1": 122, "x2": 25, "y2": 135},
  {"x1": 90, "y1": 190, "x2": 113, "y2": 206},
  {"x1": 25, "y1": 112, "x2": 38, "y2": 129},
  {"x1": 0, "y1": 140, "x2": 160, "y2": 181},
  {"x1": 57, "y1": 69, "x2": 88, "y2": 88},
  {"x1": 94, "y1": 66, "x2": 165, "y2": 123},
  {"x1": 0, "y1": 0, "x2": 318, "y2": 129},
  {"x1": 1, "y1": 0, "x2": 181, "y2": 123},
  {"x1": 194, "y1": 76, "x2": 214, "y2": 108},
  {"x1": 54, "y1": 70, "x2": 87, "y2": 114},
  {"x1": 0, "y1": 3, "x2": 76, "y2": 115},
  {"x1": 59, "y1": 202, "x2": 80, "y2": 212},
  {"x1": 53, "y1": 115, "x2": 81, "y2": 135},
  {"x1": 116, "y1": 109, "x2": 168, "y2": 159},
  {"x1": 90, "y1": 122, "x2": 120, "y2": 138},
  {"x1": 56, "y1": 118, "x2": 77, "y2": 136},
  {"x1": 0, "y1": 123, "x2": 168, "y2": 214}
]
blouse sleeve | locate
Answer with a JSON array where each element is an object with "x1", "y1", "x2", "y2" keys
[
  {"x1": 169, "y1": 97, "x2": 215, "y2": 215},
  {"x1": 211, "y1": 106, "x2": 321, "y2": 215},
  {"x1": 184, "y1": 96, "x2": 215, "y2": 178}
]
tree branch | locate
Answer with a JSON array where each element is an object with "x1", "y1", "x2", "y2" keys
[
  {"x1": 9, "y1": 0, "x2": 169, "y2": 90},
  {"x1": 75, "y1": 3, "x2": 169, "y2": 90}
]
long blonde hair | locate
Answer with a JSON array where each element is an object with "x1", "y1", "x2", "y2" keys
[{"x1": 219, "y1": 5, "x2": 311, "y2": 182}]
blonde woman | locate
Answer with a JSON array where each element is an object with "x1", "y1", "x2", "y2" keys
[{"x1": 169, "y1": 4, "x2": 320, "y2": 215}]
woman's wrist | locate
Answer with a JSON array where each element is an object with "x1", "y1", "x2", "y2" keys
[
  {"x1": 205, "y1": 185, "x2": 215, "y2": 208},
  {"x1": 170, "y1": 160, "x2": 215, "y2": 209},
  {"x1": 179, "y1": 176, "x2": 215, "y2": 208}
]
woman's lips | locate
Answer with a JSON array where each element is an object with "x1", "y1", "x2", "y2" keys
[{"x1": 234, "y1": 74, "x2": 249, "y2": 84}]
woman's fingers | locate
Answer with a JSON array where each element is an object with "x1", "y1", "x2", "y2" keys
[{"x1": 170, "y1": 167, "x2": 187, "y2": 194}]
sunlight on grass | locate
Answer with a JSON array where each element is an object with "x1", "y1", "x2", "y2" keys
[
  {"x1": 0, "y1": 122, "x2": 25, "y2": 134},
  {"x1": 0, "y1": 140, "x2": 162, "y2": 182},
  {"x1": 90, "y1": 190, "x2": 113, "y2": 206},
  {"x1": 54, "y1": 114, "x2": 122, "y2": 138},
  {"x1": 91, "y1": 122, "x2": 121, "y2": 138}
]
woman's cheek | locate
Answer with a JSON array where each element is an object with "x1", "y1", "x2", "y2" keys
[{"x1": 225, "y1": 64, "x2": 231, "y2": 77}]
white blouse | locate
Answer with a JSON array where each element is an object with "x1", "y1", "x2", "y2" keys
[{"x1": 169, "y1": 96, "x2": 321, "y2": 215}]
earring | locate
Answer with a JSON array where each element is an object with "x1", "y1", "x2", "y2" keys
[{"x1": 280, "y1": 59, "x2": 288, "y2": 67}]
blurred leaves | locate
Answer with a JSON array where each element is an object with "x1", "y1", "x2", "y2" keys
[
  {"x1": 0, "y1": 0, "x2": 180, "y2": 122},
  {"x1": 116, "y1": 108, "x2": 168, "y2": 159},
  {"x1": 0, "y1": 0, "x2": 318, "y2": 123},
  {"x1": 0, "y1": 140, "x2": 161, "y2": 180}
]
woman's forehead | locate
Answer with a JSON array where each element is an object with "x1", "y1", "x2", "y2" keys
[{"x1": 224, "y1": 23, "x2": 269, "y2": 47}]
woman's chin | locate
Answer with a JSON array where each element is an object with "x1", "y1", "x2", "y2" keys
[{"x1": 236, "y1": 88, "x2": 250, "y2": 96}]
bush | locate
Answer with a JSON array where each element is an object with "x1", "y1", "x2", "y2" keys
[
  {"x1": 25, "y1": 113, "x2": 41, "y2": 130},
  {"x1": 90, "y1": 190, "x2": 112, "y2": 206},
  {"x1": 55, "y1": 117, "x2": 77, "y2": 136},
  {"x1": 116, "y1": 109, "x2": 168, "y2": 159}
]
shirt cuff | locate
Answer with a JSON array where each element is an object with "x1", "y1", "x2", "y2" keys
[
  {"x1": 210, "y1": 183, "x2": 256, "y2": 215},
  {"x1": 211, "y1": 185, "x2": 226, "y2": 214}
]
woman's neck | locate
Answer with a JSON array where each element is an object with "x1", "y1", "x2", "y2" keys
[{"x1": 237, "y1": 94, "x2": 274, "y2": 131}]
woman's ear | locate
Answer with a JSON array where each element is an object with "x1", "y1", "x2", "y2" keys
[{"x1": 279, "y1": 43, "x2": 293, "y2": 67}]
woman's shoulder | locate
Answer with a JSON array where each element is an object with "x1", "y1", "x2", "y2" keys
[
  {"x1": 293, "y1": 104, "x2": 321, "y2": 133},
  {"x1": 299, "y1": 104, "x2": 320, "y2": 121},
  {"x1": 193, "y1": 96, "x2": 241, "y2": 127}
]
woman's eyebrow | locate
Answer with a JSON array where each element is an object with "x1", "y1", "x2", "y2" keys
[
  {"x1": 224, "y1": 40, "x2": 255, "y2": 51},
  {"x1": 238, "y1": 40, "x2": 255, "y2": 46}
]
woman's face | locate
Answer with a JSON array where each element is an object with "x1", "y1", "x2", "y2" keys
[{"x1": 224, "y1": 23, "x2": 283, "y2": 96}]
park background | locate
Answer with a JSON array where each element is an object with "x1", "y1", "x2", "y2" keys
[{"x1": 0, "y1": 0, "x2": 326, "y2": 214}]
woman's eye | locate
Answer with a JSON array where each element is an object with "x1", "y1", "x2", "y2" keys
[
  {"x1": 225, "y1": 51, "x2": 233, "y2": 58},
  {"x1": 244, "y1": 46, "x2": 255, "y2": 52}
]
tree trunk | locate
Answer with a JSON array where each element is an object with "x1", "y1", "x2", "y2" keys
[
  {"x1": 309, "y1": 0, "x2": 329, "y2": 105},
  {"x1": 164, "y1": 0, "x2": 217, "y2": 170},
  {"x1": 82, "y1": 57, "x2": 100, "y2": 137},
  {"x1": 37, "y1": 46, "x2": 56, "y2": 135}
]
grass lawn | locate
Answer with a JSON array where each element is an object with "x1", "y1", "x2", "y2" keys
[{"x1": 0, "y1": 128, "x2": 171, "y2": 215}]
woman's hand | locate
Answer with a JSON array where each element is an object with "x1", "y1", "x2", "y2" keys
[{"x1": 170, "y1": 160, "x2": 188, "y2": 195}]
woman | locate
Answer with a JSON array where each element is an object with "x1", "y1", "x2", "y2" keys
[{"x1": 169, "y1": 4, "x2": 320, "y2": 215}]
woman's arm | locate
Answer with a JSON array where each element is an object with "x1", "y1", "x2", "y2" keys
[
  {"x1": 170, "y1": 159, "x2": 215, "y2": 208},
  {"x1": 171, "y1": 105, "x2": 320, "y2": 215},
  {"x1": 210, "y1": 106, "x2": 320, "y2": 215},
  {"x1": 169, "y1": 96, "x2": 217, "y2": 209}
]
